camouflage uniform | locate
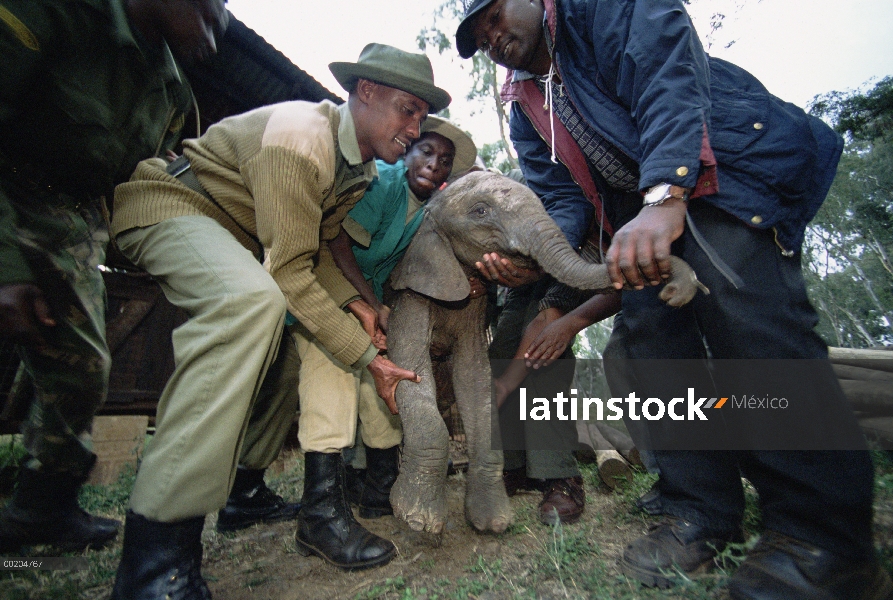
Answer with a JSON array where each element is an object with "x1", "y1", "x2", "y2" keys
[{"x1": 0, "y1": 0, "x2": 192, "y2": 479}]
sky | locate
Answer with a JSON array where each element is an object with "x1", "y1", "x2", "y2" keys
[{"x1": 225, "y1": 0, "x2": 893, "y2": 146}]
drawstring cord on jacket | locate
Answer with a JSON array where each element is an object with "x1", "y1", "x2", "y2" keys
[{"x1": 541, "y1": 62, "x2": 561, "y2": 164}]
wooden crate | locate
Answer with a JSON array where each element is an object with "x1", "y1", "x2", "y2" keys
[{"x1": 87, "y1": 415, "x2": 148, "y2": 485}]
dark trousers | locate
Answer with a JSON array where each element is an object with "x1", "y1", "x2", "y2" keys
[
  {"x1": 490, "y1": 279, "x2": 580, "y2": 480},
  {"x1": 607, "y1": 199, "x2": 874, "y2": 559}
]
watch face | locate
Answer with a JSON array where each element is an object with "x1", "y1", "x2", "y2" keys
[{"x1": 644, "y1": 183, "x2": 672, "y2": 205}]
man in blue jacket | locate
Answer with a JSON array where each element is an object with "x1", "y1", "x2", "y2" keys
[{"x1": 456, "y1": 0, "x2": 891, "y2": 598}]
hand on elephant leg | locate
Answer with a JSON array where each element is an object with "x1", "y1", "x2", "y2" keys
[
  {"x1": 367, "y1": 355, "x2": 420, "y2": 414},
  {"x1": 347, "y1": 299, "x2": 387, "y2": 350}
]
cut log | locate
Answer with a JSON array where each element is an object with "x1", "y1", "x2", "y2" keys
[
  {"x1": 840, "y1": 380, "x2": 893, "y2": 414},
  {"x1": 833, "y1": 364, "x2": 893, "y2": 382},
  {"x1": 594, "y1": 423, "x2": 643, "y2": 468},
  {"x1": 575, "y1": 420, "x2": 598, "y2": 463},
  {"x1": 583, "y1": 423, "x2": 633, "y2": 489},
  {"x1": 859, "y1": 416, "x2": 893, "y2": 449},
  {"x1": 829, "y1": 347, "x2": 893, "y2": 373}
]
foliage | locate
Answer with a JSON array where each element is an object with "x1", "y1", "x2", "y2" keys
[
  {"x1": 807, "y1": 78, "x2": 893, "y2": 347},
  {"x1": 416, "y1": 1, "x2": 516, "y2": 172}
]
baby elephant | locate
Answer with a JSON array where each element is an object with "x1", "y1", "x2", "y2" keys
[{"x1": 386, "y1": 171, "x2": 704, "y2": 535}]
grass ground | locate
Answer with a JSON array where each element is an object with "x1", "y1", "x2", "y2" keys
[{"x1": 1, "y1": 439, "x2": 892, "y2": 599}]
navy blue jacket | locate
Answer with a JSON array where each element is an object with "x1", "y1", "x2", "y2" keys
[{"x1": 506, "y1": 0, "x2": 843, "y2": 253}]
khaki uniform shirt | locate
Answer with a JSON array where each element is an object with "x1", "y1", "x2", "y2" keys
[{"x1": 114, "y1": 101, "x2": 379, "y2": 368}]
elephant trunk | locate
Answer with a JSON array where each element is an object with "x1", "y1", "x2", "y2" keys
[{"x1": 517, "y1": 216, "x2": 614, "y2": 292}]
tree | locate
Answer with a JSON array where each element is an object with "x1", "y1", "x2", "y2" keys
[
  {"x1": 807, "y1": 77, "x2": 893, "y2": 347},
  {"x1": 417, "y1": 0, "x2": 518, "y2": 171}
]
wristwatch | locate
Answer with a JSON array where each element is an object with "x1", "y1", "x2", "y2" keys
[{"x1": 643, "y1": 183, "x2": 690, "y2": 207}]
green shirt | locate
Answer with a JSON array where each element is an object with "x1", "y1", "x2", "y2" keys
[
  {"x1": 0, "y1": 0, "x2": 192, "y2": 283},
  {"x1": 342, "y1": 160, "x2": 426, "y2": 301}
]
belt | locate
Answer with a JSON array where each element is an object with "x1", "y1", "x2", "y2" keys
[
  {"x1": 165, "y1": 155, "x2": 263, "y2": 261},
  {"x1": 166, "y1": 155, "x2": 212, "y2": 202}
]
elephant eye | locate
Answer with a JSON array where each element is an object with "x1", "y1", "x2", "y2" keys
[{"x1": 470, "y1": 202, "x2": 490, "y2": 218}]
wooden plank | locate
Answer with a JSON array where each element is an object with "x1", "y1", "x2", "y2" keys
[{"x1": 829, "y1": 347, "x2": 893, "y2": 373}]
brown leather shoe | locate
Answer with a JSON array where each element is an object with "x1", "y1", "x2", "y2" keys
[
  {"x1": 620, "y1": 516, "x2": 742, "y2": 588},
  {"x1": 729, "y1": 531, "x2": 893, "y2": 600},
  {"x1": 539, "y1": 477, "x2": 585, "y2": 525}
]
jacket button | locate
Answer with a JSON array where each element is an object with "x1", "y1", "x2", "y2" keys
[
  {"x1": 676, "y1": 166, "x2": 689, "y2": 177},
  {"x1": 753, "y1": 122, "x2": 764, "y2": 130},
  {"x1": 751, "y1": 215, "x2": 763, "y2": 224},
  {"x1": 703, "y1": 181, "x2": 711, "y2": 187}
]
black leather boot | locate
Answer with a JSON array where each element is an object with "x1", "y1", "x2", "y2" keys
[
  {"x1": 358, "y1": 446, "x2": 399, "y2": 518},
  {"x1": 295, "y1": 452, "x2": 396, "y2": 570},
  {"x1": 620, "y1": 516, "x2": 743, "y2": 588},
  {"x1": 216, "y1": 467, "x2": 301, "y2": 532},
  {"x1": 344, "y1": 464, "x2": 366, "y2": 506},
  {"x1": 0, "y1": 467, "x2": 119, "y2": 553},
  {"x1": 111, "y1": 511, "x2": 210, "y2": 600}
]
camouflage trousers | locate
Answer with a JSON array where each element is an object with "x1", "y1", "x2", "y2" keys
[{"x1": 9, "y1": 191, "x2": 110, "y2": 479}]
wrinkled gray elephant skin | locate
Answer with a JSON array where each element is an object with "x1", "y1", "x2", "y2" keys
[{"x1": 386, "y1": 172, "x2": 704, "y2": 535}]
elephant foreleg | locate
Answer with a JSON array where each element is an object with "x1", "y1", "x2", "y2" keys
[{"x1": 388, "y1": 292, "x2": 450, "y2": 534}]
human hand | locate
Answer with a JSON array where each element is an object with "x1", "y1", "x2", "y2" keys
[
  {"x1": 366, "y1": 354, "x2": 421, "y2": 414},
  {"x1": 523, "y1": 318, "x2": 578, "y2": 369},
  {"x1": 474, "y1": 252, "x2": 542, "y2": 287},
  {"x1": 377, "y1": 304, "x2": 391, "y2": 335},
  {"x1": 606, "y1": 198, "x2": 687, "y2": 290},
  {"x1": 347, "y1": 299, "x2": 387, "y2": 350},
  {"x1": 468, "y1": 276, "x2": 487, "y2": 300},
  {"x1": 0, "y1": 283, "x2": 55, "y2": 347}
]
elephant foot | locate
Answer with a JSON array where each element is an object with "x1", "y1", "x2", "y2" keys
[
  {"x1": 391, "y1": 461, "x2": 448, "y2": 535},
  {"x1": 464, "y1": 466, "x2": 513, "y2": 534}
]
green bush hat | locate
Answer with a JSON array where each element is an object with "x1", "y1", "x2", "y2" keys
[
  {"x1": 419, "y1": 116, "x2": 478, "y2": 177},
  {"x1": 329, "y1": 43, "x2": 452, "y2": 114},
  {"x1": 456, "y1": 0, "x2": 498, "y2": 59}
]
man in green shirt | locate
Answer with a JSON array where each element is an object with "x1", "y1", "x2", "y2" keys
[{"x1": 0, "y1": 0, "x2": 227, "y2": 554}]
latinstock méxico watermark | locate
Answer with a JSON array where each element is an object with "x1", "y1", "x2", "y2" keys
[
  {"x1": 516, "y1": 388, "x2": 785, "y2": 422},
  {"x1": 492, "y1": 358, "x2": 866, "y2": 452}
]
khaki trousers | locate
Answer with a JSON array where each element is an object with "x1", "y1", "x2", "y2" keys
[
  {"x1": 117, "y1": 216, "x2": 294, "y2": 522},
  {"x1": 291, "y1": 323, "x2": 402, "y2": 453}
]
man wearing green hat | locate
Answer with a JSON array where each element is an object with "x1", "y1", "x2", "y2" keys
[{"x1": 109, "y1": 43, "x2": 450, "y2": 596}]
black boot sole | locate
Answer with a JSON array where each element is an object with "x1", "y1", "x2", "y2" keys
[
  {"x1": 216, "y1": 504, "x2": 302, "y2": 533},
  {"x1": 294, "y1": 536, "x2": 396, "y2": 571}
]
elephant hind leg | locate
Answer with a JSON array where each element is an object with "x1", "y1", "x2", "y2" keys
[{"x1": 464, "y1": 459, "x2": 512, "y2": 534}]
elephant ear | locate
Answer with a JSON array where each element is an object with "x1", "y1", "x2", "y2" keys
[{"x1": 391, "y1": 217, "x2": 471, "y2": 301}]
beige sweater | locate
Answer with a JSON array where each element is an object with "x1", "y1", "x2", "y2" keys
[{"x1": 113, "y1": 101, "x2": 377, "y2": 368}]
